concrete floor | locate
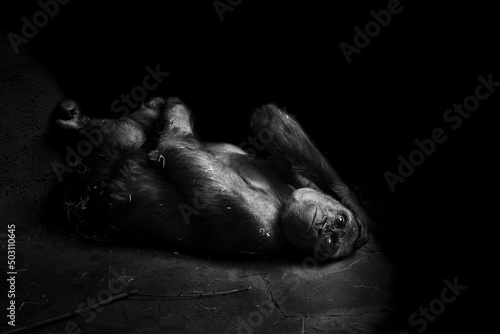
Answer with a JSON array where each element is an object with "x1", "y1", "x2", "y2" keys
[
  {"x1": 1, "y1": 191, "x2": 415, "y2": 334},
  {"x1": 2, "y1": 231, "x2": 400, "y2": 334},
  {"x1": 2, "y1": 186, "x2": 490, "y2": 334}
]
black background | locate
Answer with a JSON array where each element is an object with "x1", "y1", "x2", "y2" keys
[{"x1": 1, "y1": 0, "x2": 498, "y2": 332}]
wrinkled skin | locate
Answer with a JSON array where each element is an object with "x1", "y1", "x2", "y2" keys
[{"x1": 56, "y1": 97, "x2": 370, "y2": 261}]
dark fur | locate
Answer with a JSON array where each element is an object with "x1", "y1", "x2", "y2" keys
[{"x1": 59, "y1": 97, "x2": 370, "y2": 260}]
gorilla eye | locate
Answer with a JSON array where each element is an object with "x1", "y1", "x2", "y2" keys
[{"x1": 334, "y1": 214, "x2": 346, "y2": 228}]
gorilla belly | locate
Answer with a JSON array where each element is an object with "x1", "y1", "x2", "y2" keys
[{"x1": 202, "y1": 142, "x2": 292, "y2": 202}]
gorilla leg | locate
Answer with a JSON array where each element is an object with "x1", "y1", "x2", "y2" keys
[{"x1": 128, "y1": 98, "x2": 163, "y2": 133}]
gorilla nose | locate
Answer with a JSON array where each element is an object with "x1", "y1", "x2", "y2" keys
[
  {"x1": 305, "y1": 203, "x2": 318, "y2": 221},
  {"x1": 302, "y1": 204, "x2": 319, "y2": 239}
]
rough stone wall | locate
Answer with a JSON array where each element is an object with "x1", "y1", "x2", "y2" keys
[{"x1": 0, "y1": 31, "x2": 64, "y2": 220}]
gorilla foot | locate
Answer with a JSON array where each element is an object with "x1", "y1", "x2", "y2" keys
[
  {"x1": 56, "y1": 99, "x2": 89, "y2": 130},
  {"x1": 156, "y1": 98, "x2": 194, "y2": 135}
]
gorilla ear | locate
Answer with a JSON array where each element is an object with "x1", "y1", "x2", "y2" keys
[{"x1": 56, "y1": 99, "x2": 89, "y2": 130}]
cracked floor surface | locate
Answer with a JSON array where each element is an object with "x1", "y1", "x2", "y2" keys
[
  {"x1": 0, "y1": 204, "x2": 406, "y2": 334},
  {"x1": 0, "y1": 193, "x2": 488, "y2": 334}
]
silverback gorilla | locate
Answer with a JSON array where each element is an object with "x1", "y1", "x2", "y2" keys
[{"x1": 56, "y1": 97, "x2": 371, "y2": 261}]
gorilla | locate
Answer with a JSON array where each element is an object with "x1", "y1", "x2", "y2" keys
[{"x1": 56, "y1": 97, "x2": 370, "y2": 261}]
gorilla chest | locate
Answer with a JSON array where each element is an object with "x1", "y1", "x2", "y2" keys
[{"x1": 203, "y1": 142, "x2": 292, "y2": 201}]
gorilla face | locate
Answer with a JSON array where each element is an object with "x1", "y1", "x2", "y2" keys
[{"x1": 282, "y1": 188, "x2": 365, "y2": 261}]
